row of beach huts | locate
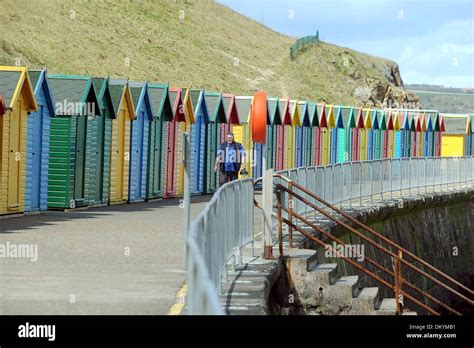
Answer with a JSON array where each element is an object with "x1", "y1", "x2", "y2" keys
[{"x1": 0, "y1": 66, "x2": 472, "y2": 215}]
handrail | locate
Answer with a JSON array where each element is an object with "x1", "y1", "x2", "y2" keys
[{"x1": 258, "y1": 173, "x2": 473, "y2": 315}]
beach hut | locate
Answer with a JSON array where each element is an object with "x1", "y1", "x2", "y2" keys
[
  {"x1": 147, "y1": 83, "x2": 173, "y2": 200},
  {"x1": 437, "y1": 115, "x2": 445, "y2": 157},
  {"x1": 189, "y1": 89, "x2": 210, "y2": 193},
  {"x1": 415, "y1": 113, "x2": 422, "y2": 157},
  {"x1": 222, "y1": 93, "x2": 239, "y2": 139},
  {"x1": 266, "y1": 97, "x2": 281, "y2": 170},
  {"x1": 326, "y1": 105, "x2": 337, "y2": 164},
  {"x1": 47, "y1": 74, "x2": 101, "y2": 209},
  {"x1": 433, "y1": 112, "x2": 441, "y2": 157},
  {"x1": 0, "y1": 66, "x2": 37, "y2": 215},
  {"x1": 297, "y1": 100, "x2": 309, "y2": 167},
  {"x1": 24, "y1": 69, "x2": 55, "y2": 212},
  {"x1": 349, "y1": 107, "x2": 361, "y2": 161},
  {"x1": 90, "y1": 77, "x2": 113, "y2": 207},
  {"x1": 128, "y1": 82, "x2": 154, "y2": 202},
  {"x1": 408, "y1": 113, "x2": 417, "y2": 157},
  {"x1": 335, "y1": 106, "x2": 353, "y2": 163},
  {"x1": 317, "y1": 104, "x2": 330, "y2": 165},
  {"x1": 289, "y1": 99, "x2": 302, "y2": 169},
  {"x1": 392, "y1": 111, "x2": 401, "y2": 158},
  {"x1": 165, "y1": 87, "x2": 186, "y2": 197},
  {"x1": 471, "y1": 115, "x2": 474, "y2": 156},
  {"x1": 386, "y1": 111, "x2": 395, "y2": 158},
  {"x1": 278, "y1": 99, "x2": 292, "y2": 169},
  {"x1": 275, "y1": 101, "x2": 286, "y2": 170},
  {"x1": 379, "y1": 111, "x2": 389, "y2": 159},
  {"x1": 204, "y1": 92, "x2": 227, "y2": 191},
  {"x1": 304, "y1": 102, "x2": 319, "y2": 167},
  {"x1": 422, "y1": 112, "x2": 434, "y2": 157},
  {"x1": 107, "y1": 79, "x2": 136, "y2": 205},
  {"x1": 364, "y1": 109, "x2": 373, "y2": 160},
  {"x1": 175, "y1": 87, "x2": 196, "y2": 197},
  {"x1": 399, "y1": 111, "x2": 411, "y2": 158},
  {"x1": 372, "y1": 110, "x2": 382, "y2": 160},
  {"x1": 233, "y1": 96, "x2": 252, "y2": 177},
  {"x1": 441, "y1": 115, "x2": 470, "y2": 157},
  {"x1": 358, "y1": 108, "x2": 369, "y2": 161}
]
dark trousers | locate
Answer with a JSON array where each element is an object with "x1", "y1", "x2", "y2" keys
[{"x1": 219, "y1": 171, "x2": 238, "y2": 185}]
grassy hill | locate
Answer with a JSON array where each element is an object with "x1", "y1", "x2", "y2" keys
[{"x1": 1, "y1": 0, "x2": 411, "y2": 106}]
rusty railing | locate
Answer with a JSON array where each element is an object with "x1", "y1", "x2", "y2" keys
[{"x1": 255, "y1": 173, "x2": 473, "y2": 315}]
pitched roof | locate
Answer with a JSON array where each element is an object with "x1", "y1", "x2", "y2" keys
[
  {"x1": 48, "y1": 74, "x2": 100, "y2": 116},
  {"x1": 222, "y1": 93, "x2": 240, "y2": 124},
  {"x1": 298, "y1": 100, "x2": 311, "y2": 127},
  {"x1": 29, "y1": 70, "x2": 42, "y2": 90},
  {"x1": 337, "y1": 106, "x2": 352, "y2": 128},
  {"x1": 234, "y1": 96, "x2": 252, "y2": 124},
  {"x1": 364, "y1": 108, "x2": 372, "y2": 129},
  {"x1": 441, "y1": 114, "x2": 470, "y2": 134},
  {"x1": 148, "y1": 83, "x2": 173, "y2": 121},
  {"x1": 318, "y1": 103, "x2": 328, "y2": 128},
  {"x1": 190, "y1": 89, "x2": 210, "y2": 124},
  {"x1": 204, "y1": 92, "x2": 227, "y2": 123},
  {"x1": 289, "y1": 99, "x2": 301, "y2": 126},
  {"x1": 0, "y1": 93, "x2": 5, "y2": 115},
  {"x1": 267, "y1": 97, "x2": 281, "y2": 125},
  {"x1": 355, "y1": 107, "x2": 365, "y2": 129},
  {"x1": 279, "y1": 98, "x2": 292, "y2": 125},
  {"x1": 306, "y1": 102, "x2": 319, "y2": 127},
  {"x1": 386, "y1": 111, "x2": 394, "y2": 130},
  {"x1": 129, "y1": 81, "x2": 154, "y2": 120},
  {"x1": 169, "y1": 87, "x2": 186, "y2": 122},
  {"x1": 29, "y1": 69, "x2": 56, "y2": 117},
  {"x1": 108, "y1": 78, "x2": 136, "y2": 120},
  {"x1": 372, "y1": 110, "x2": 380, "y2": 130},
  {"x1": 379, "y1": 111, "x2": 387, "y2": 130},
  {"x1": 0, "y1": 66, "x2": 37, "y2": 112},
  {"x1": 181, "y1": 87, "x2": 195, "y2": 124}
]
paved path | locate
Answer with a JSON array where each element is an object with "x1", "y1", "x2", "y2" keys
[{"x1": 0, "y1": 196, "x2": 211, "y2": 315}]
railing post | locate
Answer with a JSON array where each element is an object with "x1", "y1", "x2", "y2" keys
[
  {"x1": 389, "y1": 158, "x2": 393, "y2": 201},
  {"x1": 398, "y1": 250, "x2": 403, "y2": 314},
  {"x1": 288, "y1": 182, "x2": 294, "y2": 249},
  {"x1": 359, "y1": 163, "x2": 362, "y2": 206},
  {"x1": 349, "y1": 162, "x2": 353, "y2": 208},
  {"x1": 394, "y1": 255, "x2": 400, "y2": 315},
  {"x1": 408, "y1": 158, "x2": 412, "y2": 196},
  {"x1": 399, "y1": 158, "x2": 402, "y2": 198},
  {"x1": 370, "y1": 161, "x2": 373, "y2": 203},
  {"x1": 277, "y1": 189, "x2": 283, "y2": 257}
]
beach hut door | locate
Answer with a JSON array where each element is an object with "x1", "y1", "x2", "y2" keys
[
  {"x1": 31, "y1": 106, "x2": 44, "y2": 210},
  {"x1": 7, "y1": 103, "x2": 22, "y2": 209},
  {"x1": 74, "y1": 115, "x2": 87, "y2": 201}
]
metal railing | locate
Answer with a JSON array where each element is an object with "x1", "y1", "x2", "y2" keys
[
  {"x1": 186, "y1": 178, "x2": 255, "y2": 314},
  {"x1": 271, "y1": 173, "x2": 473, "y2": 315},
  {"x1": 186, "y1": 156, "x2": 474, "y2": 314},
  {"x1": 275, "y1": 157, "x2": 474, "y2": 216}
]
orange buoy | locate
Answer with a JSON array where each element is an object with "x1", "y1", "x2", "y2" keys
[{"x1": 251, "y1": 91, "x2": 267, "y2": 144}]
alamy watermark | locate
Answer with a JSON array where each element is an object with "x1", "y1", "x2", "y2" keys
[
  {"x1": 324, "y1": 242, "x2": 365, "y2": 262},
  {"x1": 0, "y1": 242, "x2": 38, "y2": 262},
  {"x1": 55, "y1": 100, "x2": 96, "y2": 118}
]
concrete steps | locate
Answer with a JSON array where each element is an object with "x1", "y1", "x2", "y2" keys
[{"x1": 285, "y1": 248, "x2": 414, "y2": 315}]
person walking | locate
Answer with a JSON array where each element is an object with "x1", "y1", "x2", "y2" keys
[{"x1": 214, "y1": 132, "x2": 247, "y2": 185}]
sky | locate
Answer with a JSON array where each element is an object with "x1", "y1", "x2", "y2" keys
[{"x1": 217, "y1": 0, "x2": 474, "y2": 88}]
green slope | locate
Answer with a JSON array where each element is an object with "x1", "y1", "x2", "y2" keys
[{"x1": 0, "y1": 0, "x2": 410, "y2": 105}]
